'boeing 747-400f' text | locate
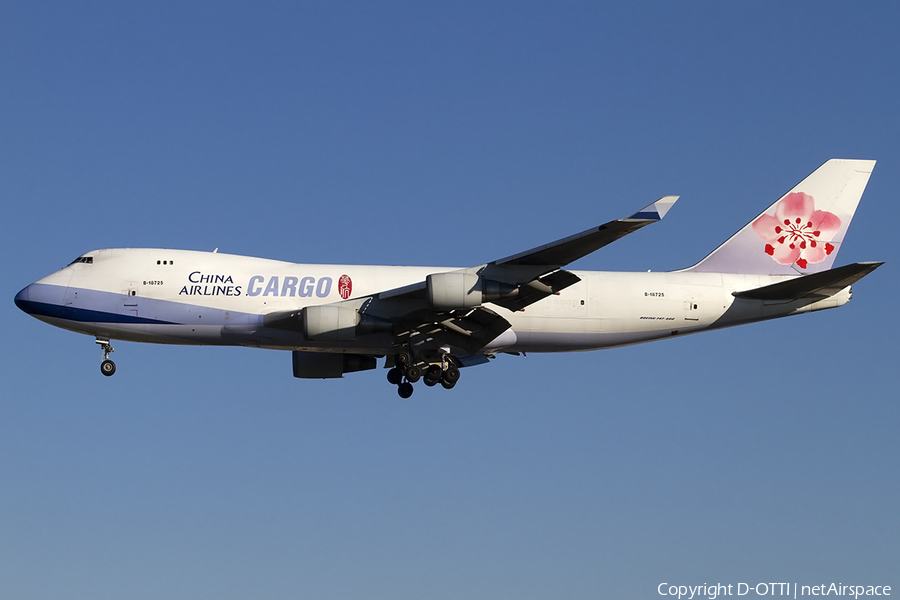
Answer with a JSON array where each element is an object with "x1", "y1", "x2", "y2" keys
[{"x1": 15, "y1": 159, "x2": 882, "y2": 397}]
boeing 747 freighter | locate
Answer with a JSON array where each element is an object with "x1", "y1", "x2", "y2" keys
[{"x1": 15, "y1": 159, "x2": 882, "y2": 397}]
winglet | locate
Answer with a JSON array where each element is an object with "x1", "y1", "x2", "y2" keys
[{"x1": 622, "y1": 196, "x2": 679, "y2": 222}]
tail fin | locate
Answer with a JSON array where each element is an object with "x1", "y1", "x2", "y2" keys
[{"x1": 684, "y1": 159, "x2": 875, "y2": 275}]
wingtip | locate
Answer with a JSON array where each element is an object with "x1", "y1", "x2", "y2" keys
[
  {"x1": 653, "y1": 195, "x2": 679, "y2": 219},
  {"x1": 625, "y1": 195, "x2": 679, "y2": 221}
]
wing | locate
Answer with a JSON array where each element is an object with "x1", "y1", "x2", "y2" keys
[
  {"x1": 269, "y1": 197, "x2": 678, "y2": 356},
  {"x1": 493, "y1": 196, "x2": 678, "y2": 270},
  {"x1": 478, "y1": 195, "x2": 678, "y2": 310}
]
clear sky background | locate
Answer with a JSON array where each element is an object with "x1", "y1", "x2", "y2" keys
[{"x1": 2, "y1": 3, "x2": 898, "y2": 599}]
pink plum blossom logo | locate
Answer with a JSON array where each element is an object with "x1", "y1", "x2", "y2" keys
[{"x1": 751, "y1": 192, "x2": 841, "y2": 269}]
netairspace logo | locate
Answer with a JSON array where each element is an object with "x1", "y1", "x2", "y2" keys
[{"x1": 658, "y1": 582, "x2": 891, "y2": 599}]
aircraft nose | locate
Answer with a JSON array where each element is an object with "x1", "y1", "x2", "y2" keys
[
  {"x1": 15, "y1": 280, "x2": 70, "y2": 319},
  {"x1": 14, "y1": 284, "x2": 31, "y2": 313}
]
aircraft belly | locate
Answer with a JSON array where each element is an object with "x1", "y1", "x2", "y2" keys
[{"x1": 510, "y1": 321, "x2": 713, "y2": 352}]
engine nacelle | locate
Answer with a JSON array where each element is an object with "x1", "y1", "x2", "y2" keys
[
  {"x1": 427, "y1": 272, "x2": 481, "y2": 309},
  {"x1": 292, "y1": 351, "x2": 377, "y2": 379},
  {"x1": 302, "y1": 305, "x2": 360, "y2": 341},
  {"x1": 301, "y1": 305, "x2": 392, "y2": 341},
  {"x1": 427, "y1": 272, "x2": 517, "y2": 310}
]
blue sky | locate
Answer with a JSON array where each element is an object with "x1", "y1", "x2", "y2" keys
[{"x1": 2, "y1": 3, "x2": 898, "y2": 598}]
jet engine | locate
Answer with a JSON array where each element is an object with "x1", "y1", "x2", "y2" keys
[
  {"x1": 426, "y1": 272, "x2": 516, "y2": 310},
  {"x1": 301, "y1": 305, "x2": 391, "y2": 341}
]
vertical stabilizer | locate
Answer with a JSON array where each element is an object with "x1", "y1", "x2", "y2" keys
[{"x1": 684, "y1": 159, "x2": 875, "y2": 275}]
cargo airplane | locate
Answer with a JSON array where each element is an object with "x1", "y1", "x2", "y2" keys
[{"x1": 15, "y1": 159, "x2": 882, "y2": 397}]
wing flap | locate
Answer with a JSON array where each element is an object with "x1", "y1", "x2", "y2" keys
[
  {"x1": 401, "y1": 306, "x2": 512, "y2": 355},
  {"x1": 491, "y1": 269, "x2": 581, "y2": 311}
]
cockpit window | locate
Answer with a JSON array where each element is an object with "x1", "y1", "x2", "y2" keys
[{"x1": 68, "y1": 256, "x2": 93, "y2": 265}]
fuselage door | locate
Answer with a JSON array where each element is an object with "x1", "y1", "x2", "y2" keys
[
  {"x1": 124, "y1": 281, "x2": 140, "y2": 313},
  {"x1": 683, "y1": 296, "x2": 700, "y2": 321}
]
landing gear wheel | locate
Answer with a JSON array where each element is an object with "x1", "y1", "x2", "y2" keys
[
  {"x1": 387, "y1": 367, "x2": 403, "y2": 385},
  {"x1": 405, "y1": 365, "x2": 421, "y2": 383},
  {"x1": 423, "y1": 365, "x2": 442, "y2": 387},
  {"x1": 442, "y1": 366, "x2": 460, "y2": 385},
  {"x1": 96, "y1": 338, "x2": 115, "y2": 376},
  {"x1": 397, "y1": 352, "x2": 412, "y2": 366},
  {"x1": 398, "y1": 381, "x2": 414, "y2": 398},
  {"x1": 440, "y1": 378, "x2": 456, "y2": 390},
  {"x1": 100, "y1": 359, "x2": 116, "y2": 377}
]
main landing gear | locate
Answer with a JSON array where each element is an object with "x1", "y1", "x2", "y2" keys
[
  {"x1": 386, "y1": 351, "x2": 461, "y2": 398},
  {"x1": 96, "y1": 338, "x2": 116, "y2": 377}
]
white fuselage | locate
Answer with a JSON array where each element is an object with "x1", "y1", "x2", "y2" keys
[{"x1": 17, "y1": 248, "x2": 849, "y2": 356}]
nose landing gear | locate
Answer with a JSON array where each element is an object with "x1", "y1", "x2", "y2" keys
[{"x1": 96, "y1": 338, "x2": 116, "y2": 377}]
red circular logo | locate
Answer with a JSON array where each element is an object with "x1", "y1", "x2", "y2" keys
[{"x1": 338, "y1": 274, "x2": 352, "y2": 299}]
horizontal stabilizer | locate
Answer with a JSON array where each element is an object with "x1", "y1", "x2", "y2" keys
[{"x1": 732, "y1": 261, "x2": 883, "y2": 301}]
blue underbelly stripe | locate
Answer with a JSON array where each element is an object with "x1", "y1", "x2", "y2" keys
[
  {"x1": 17, "y1": 283, "x2": 263, "y2": 327},
  {"x1": 16, "y1": 299, "x2": 178, "y2": 325}
]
